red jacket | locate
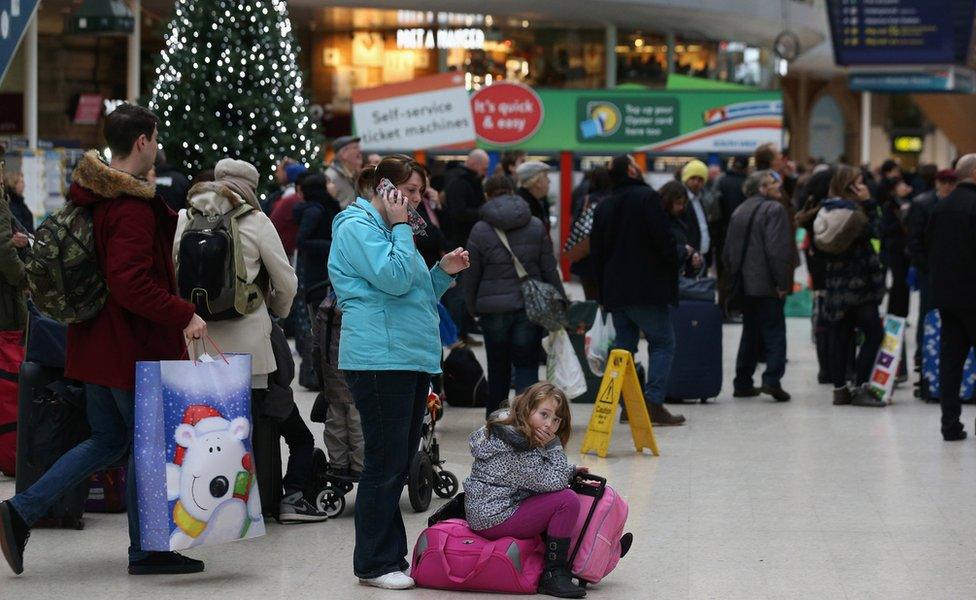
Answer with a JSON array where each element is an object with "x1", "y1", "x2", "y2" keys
[
  {"x1": 269, "y1": 192, "x2": 301, "y2": 256},
  {"x1": 65, "y1": 151, "x2": 195, "y2": 390}
]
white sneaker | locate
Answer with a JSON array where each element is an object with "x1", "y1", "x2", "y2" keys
[{"x1": 359, "y1": 571, "x2": 415, "y2": 590}]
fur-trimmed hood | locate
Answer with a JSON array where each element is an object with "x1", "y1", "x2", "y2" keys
[
  {"x1": 187, "y1": 181, "x2": 247, "y2": 216},
  {"x1": 70, "y1": 150, "x2": 156, "y2": 204}
]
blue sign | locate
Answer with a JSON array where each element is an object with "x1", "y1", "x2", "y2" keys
[
  {"x1": 1, "y1": 0, "x2": 40, "y2": 83},
  {"x1": 827, "y1": 0, "x2": 974, "y2": 66},
  {"x1": 848, "y1": 68, "x2": 976, "y2": 93}
]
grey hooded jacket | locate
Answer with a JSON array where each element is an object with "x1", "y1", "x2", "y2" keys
[
  {"x1": 463, "y1": 421, "x2": 576, "y2": 531},
  {"x1": 463, "y1": 194, "x2": 565, "y2": 315}
]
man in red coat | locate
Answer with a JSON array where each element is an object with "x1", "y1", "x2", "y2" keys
[{"x1": 0, "y1": 104, "x2": 208, "y2": 576}]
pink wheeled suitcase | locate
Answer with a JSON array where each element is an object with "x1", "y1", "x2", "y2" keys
[
  {"x1": 411, "y1": 518, "x2": 545, "y2": 594},
  {"x1": 569, "y1": 473, "x2": 630, "y2": 586}
]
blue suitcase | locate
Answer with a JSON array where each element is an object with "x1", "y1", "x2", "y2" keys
[
  {"x1": 920, "y1": 309, "x2": 976, "y2": 403},
  {"x1": 666, "y1": 300, "x2": 723, "y2": 402}
]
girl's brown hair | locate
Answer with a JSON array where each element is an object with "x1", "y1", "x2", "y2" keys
[
  {"x1": 487, "y1": 382, "x2": 572, "y2": 448},
  {"x1": 357, "y1": 153, "x2": 427, "y2": 198},
  {"x1": 829, "y1": 165, "x2": 862, "y2": 200},
  {"x1": 658, "y1": 180, "x2": 687, "y2": 214}
]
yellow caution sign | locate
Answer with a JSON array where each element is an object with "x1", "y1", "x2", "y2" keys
[{"x1": 580, "y1": 350, "x2": 659, "y2": 458}]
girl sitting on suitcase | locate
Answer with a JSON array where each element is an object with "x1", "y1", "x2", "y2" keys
[{"x1": 463, "y1": 382, "x2": 587, "y2": 599}]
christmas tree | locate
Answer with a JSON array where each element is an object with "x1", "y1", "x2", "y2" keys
[{"x1": 148, "y1": 0, "x2": 319, "y2": 192}]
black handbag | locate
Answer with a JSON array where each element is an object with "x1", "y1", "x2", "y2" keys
[
  {"x1": 725, "y1": 204, "x2": 762, "y2": 313},
  {"x1": 494, "y1": 227, "x2": 568, "y2": 332}
]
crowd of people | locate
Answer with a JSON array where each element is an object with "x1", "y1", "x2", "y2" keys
[{"x1": 1, "y1": 101, "x2": 975, "y2": 597}]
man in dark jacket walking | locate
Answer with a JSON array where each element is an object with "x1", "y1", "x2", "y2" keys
[
  {"x1": 153, "y1": 149, "x2": 191, "y2": 213},
  {"x1": 591, "y1": 155, "x2": 685, "y2": 426},
  {"x1": 928, "y1": 154, "x2": 976, "y2": 442},
  {"x1": 0, "y1": 105, "x2": 208, "y2": 576},
  {"x1": 723, "y1": 171, "x2": 795, "y2": 401}
]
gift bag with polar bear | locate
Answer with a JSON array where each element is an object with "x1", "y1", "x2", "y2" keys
[{"x1": 134, "y1": 353, "x2": 266, "y2": 551}]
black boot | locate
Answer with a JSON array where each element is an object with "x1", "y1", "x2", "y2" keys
[
  {"x1": 0, "y1": 501, "x2": 30, "y2": 575},
  {"x1": 538, "y1": 536, "x2": 585, "y2": 598}
]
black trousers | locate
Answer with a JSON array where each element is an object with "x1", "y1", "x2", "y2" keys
[
  {"x1": 829, "y1": 303, "x2": 884, "y2": 389},
  {"x1": 939, "y1": 308, "x2": 976, "y2": 436}
]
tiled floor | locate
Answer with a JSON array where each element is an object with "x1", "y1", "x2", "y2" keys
[{"x1": 3, "y1": 297, "x2": 976, "y2": 599}]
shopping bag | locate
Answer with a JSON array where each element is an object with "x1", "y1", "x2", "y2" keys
[
  {"x1": 584, "y1": 308, "x2": 615, "y2": 377},
  {"x1": 545, "y1": 329, "x2": 587, "y2": 400},
  {"x1": 134, "y1": 351, "x2": 265, "y2": 551}
]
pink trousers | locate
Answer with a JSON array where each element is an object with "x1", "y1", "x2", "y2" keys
[{"x1": 478, "y1": 488, "x2": 580, "y2": 540}]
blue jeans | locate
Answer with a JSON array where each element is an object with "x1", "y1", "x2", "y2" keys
[
  {"x1": 10, "y1": 384, "x2": 146, "y2": 562},
  {"x1": 344, "y1": 370, "x2": 429, "y2": 579},
  {"x1": 734, "y1": 296, "x2": 787, "y2": 389},
  {"x1": 611, "y1": 305, "x2": 675, "y2": 404},
  {"x1": 480, "y1": 310, "x2": 543, "y2": 418}
]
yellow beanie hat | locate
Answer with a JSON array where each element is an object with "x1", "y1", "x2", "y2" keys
[{"x1": 681, "y1": 159, "x2": 708, "y2": 183}]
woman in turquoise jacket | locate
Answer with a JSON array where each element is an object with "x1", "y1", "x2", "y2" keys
[{"x1": 328, "y1": 154, "x2": 469, "y2": 590}]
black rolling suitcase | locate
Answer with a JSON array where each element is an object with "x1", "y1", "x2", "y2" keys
[
  {"x1": 251, "y1": 406, "x2": 283, "y2": 521},
  {"x1": 666, "y1": 300, "x2": 723, "y2": 402},
  {"x1": 566, "y1": 301, "x2": 604, "y2": 404},
  {"x1": 15, "y1": 361, "x2": 90, "y2": 529}
]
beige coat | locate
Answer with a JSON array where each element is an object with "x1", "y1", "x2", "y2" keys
[{"x1": 174, "y1": 184, "x2": 298, "y2": 388}]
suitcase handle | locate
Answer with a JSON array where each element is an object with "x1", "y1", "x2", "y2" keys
[
  {"x1": 569, "y1": 472, "x2": 608, "y2": 566},
  {"x1": 571, "y1": 472, "x2": 606, "y2": 499},
  {"x1": 437, "y1": 534, "x2": 496, "y2": 584}
]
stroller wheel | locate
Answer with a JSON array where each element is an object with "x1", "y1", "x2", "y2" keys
[
  {"x1": 408, "y1": 452, "x2": 434, "y2": 512},
  {"x1": 434, "y1": 470, "x2": 459, "y2": 499},
  {"x1": 315, "y1": 486, "x2": 346, "y2": 518}
]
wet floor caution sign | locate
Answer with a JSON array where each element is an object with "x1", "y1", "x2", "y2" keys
[{"x1": 580, "y1": 350, "x2": 659, "y2": 458}]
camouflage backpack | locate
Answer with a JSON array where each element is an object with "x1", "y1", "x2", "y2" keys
[{"x1": 25, "y1": 202, "x2": 108, "y2": 323}]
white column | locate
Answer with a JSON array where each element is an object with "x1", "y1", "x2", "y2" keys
[
  {"x1": 605, "y1": 24, "x2": 617, "y2": 88},
  {"x1": 860, "y1": 91, "x2": 871, "y2": 166},
  {"x1": 25, "y1": 13, "x2": 38, "y2": 149},
  {"x1": 127, "y1": 0, "x2": 141, "y2": 103}
]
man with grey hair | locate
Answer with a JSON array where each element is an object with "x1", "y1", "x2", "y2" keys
[
  {"x1": 723, "y1": 170, "x2": 795, "y2": 402},
  {"x1": 928, "y1": 154, "x2": 976, "y2": 441},
  {"x1": 516, "y1": 160, "x2": 553, "y2": 233},
  {"x1": 325, "y1": 136, "x2": 363, "y2": 208}
]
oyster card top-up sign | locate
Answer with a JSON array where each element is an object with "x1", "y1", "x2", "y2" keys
[{"x1": 351, "y1": 72, "x2": 476, "y2": 151}]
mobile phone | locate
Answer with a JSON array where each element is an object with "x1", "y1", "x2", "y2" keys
[
  {"x1": 376, "y1": 177, "x2": 399, "y2": 199},
  {"x1": 376, "y1": 177, "x2": 428, "y2": 237}
]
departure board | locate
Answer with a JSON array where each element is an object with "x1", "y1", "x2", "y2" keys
[{"x1": 828, "y1": 0, "x2": 962, "y2": 65}]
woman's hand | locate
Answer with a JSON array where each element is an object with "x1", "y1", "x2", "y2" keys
[
  {"x1": 383, "y1": 187, "x2": 409, "y2": 226},
  {"x1": 690, "y1": 252, "x2": 703, "y2": 270},
  {"x1": 439, "y1": 247, "x2": 470, "y2": 275},
  {"x1": 11, "y1": 232, "x2": 29, "y2": 248},
  {"x1": 575, "y1": 466, "x2": 589, "y2": 475}
]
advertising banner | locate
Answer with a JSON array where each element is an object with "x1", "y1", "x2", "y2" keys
[
  {"x1": 352, "y1": 80, "x2": 781, "y2": 155},
  {"x1": 0, "y1": 0, "x2": 40, "y2": 83},
  {"x1": 477, "y1": 89, "x2": 782, "y2": 155},
  {"x1": 351, "y1": 72, "x2": 475, "y2": 151}
]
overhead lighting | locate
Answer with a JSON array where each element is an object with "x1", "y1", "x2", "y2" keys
[
  {"x1": 634, "y1": 38, "x2": 644, "y2": 48},
  {"x1": 67, "y1": 0, "x2": 135, "y2": 36}
]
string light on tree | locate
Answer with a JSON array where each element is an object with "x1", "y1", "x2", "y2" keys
[{"x1": 148, "y1": 0, "x2": 319, "y2": 193}]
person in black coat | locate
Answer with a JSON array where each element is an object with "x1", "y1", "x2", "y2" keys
[
  {"x1": 590, "y1": 154, "x2": 684, "y2": 426},
  {"x1": 153, "y1": 149, "x2": 191, "y2": 214},
  {"x1": 444, "y1": 150, "x2": 489, "y2": 248},
  {"x1": 294, "y1": 173, "x2": 341, "y2": 309},
  {"x1": 794, "y1": 167, "x2": 834, "y2": 382},
  {"x1": 907, "y1": 168, "x2": 958, "y2": 366},
  {"x1": 3, "y1": 172, "x2": 33, "y2": 235},
  {"x1": 927, "y1": 154, "x2": 976, "y2": 442},
  {"x1": 515, "y1": 161, "x2": 553, "y2": 233}
]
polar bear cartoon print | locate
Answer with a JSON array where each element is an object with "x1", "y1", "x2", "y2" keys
[{"x1": 165, "y1": 405, "x2": 264, "y2": 550}]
